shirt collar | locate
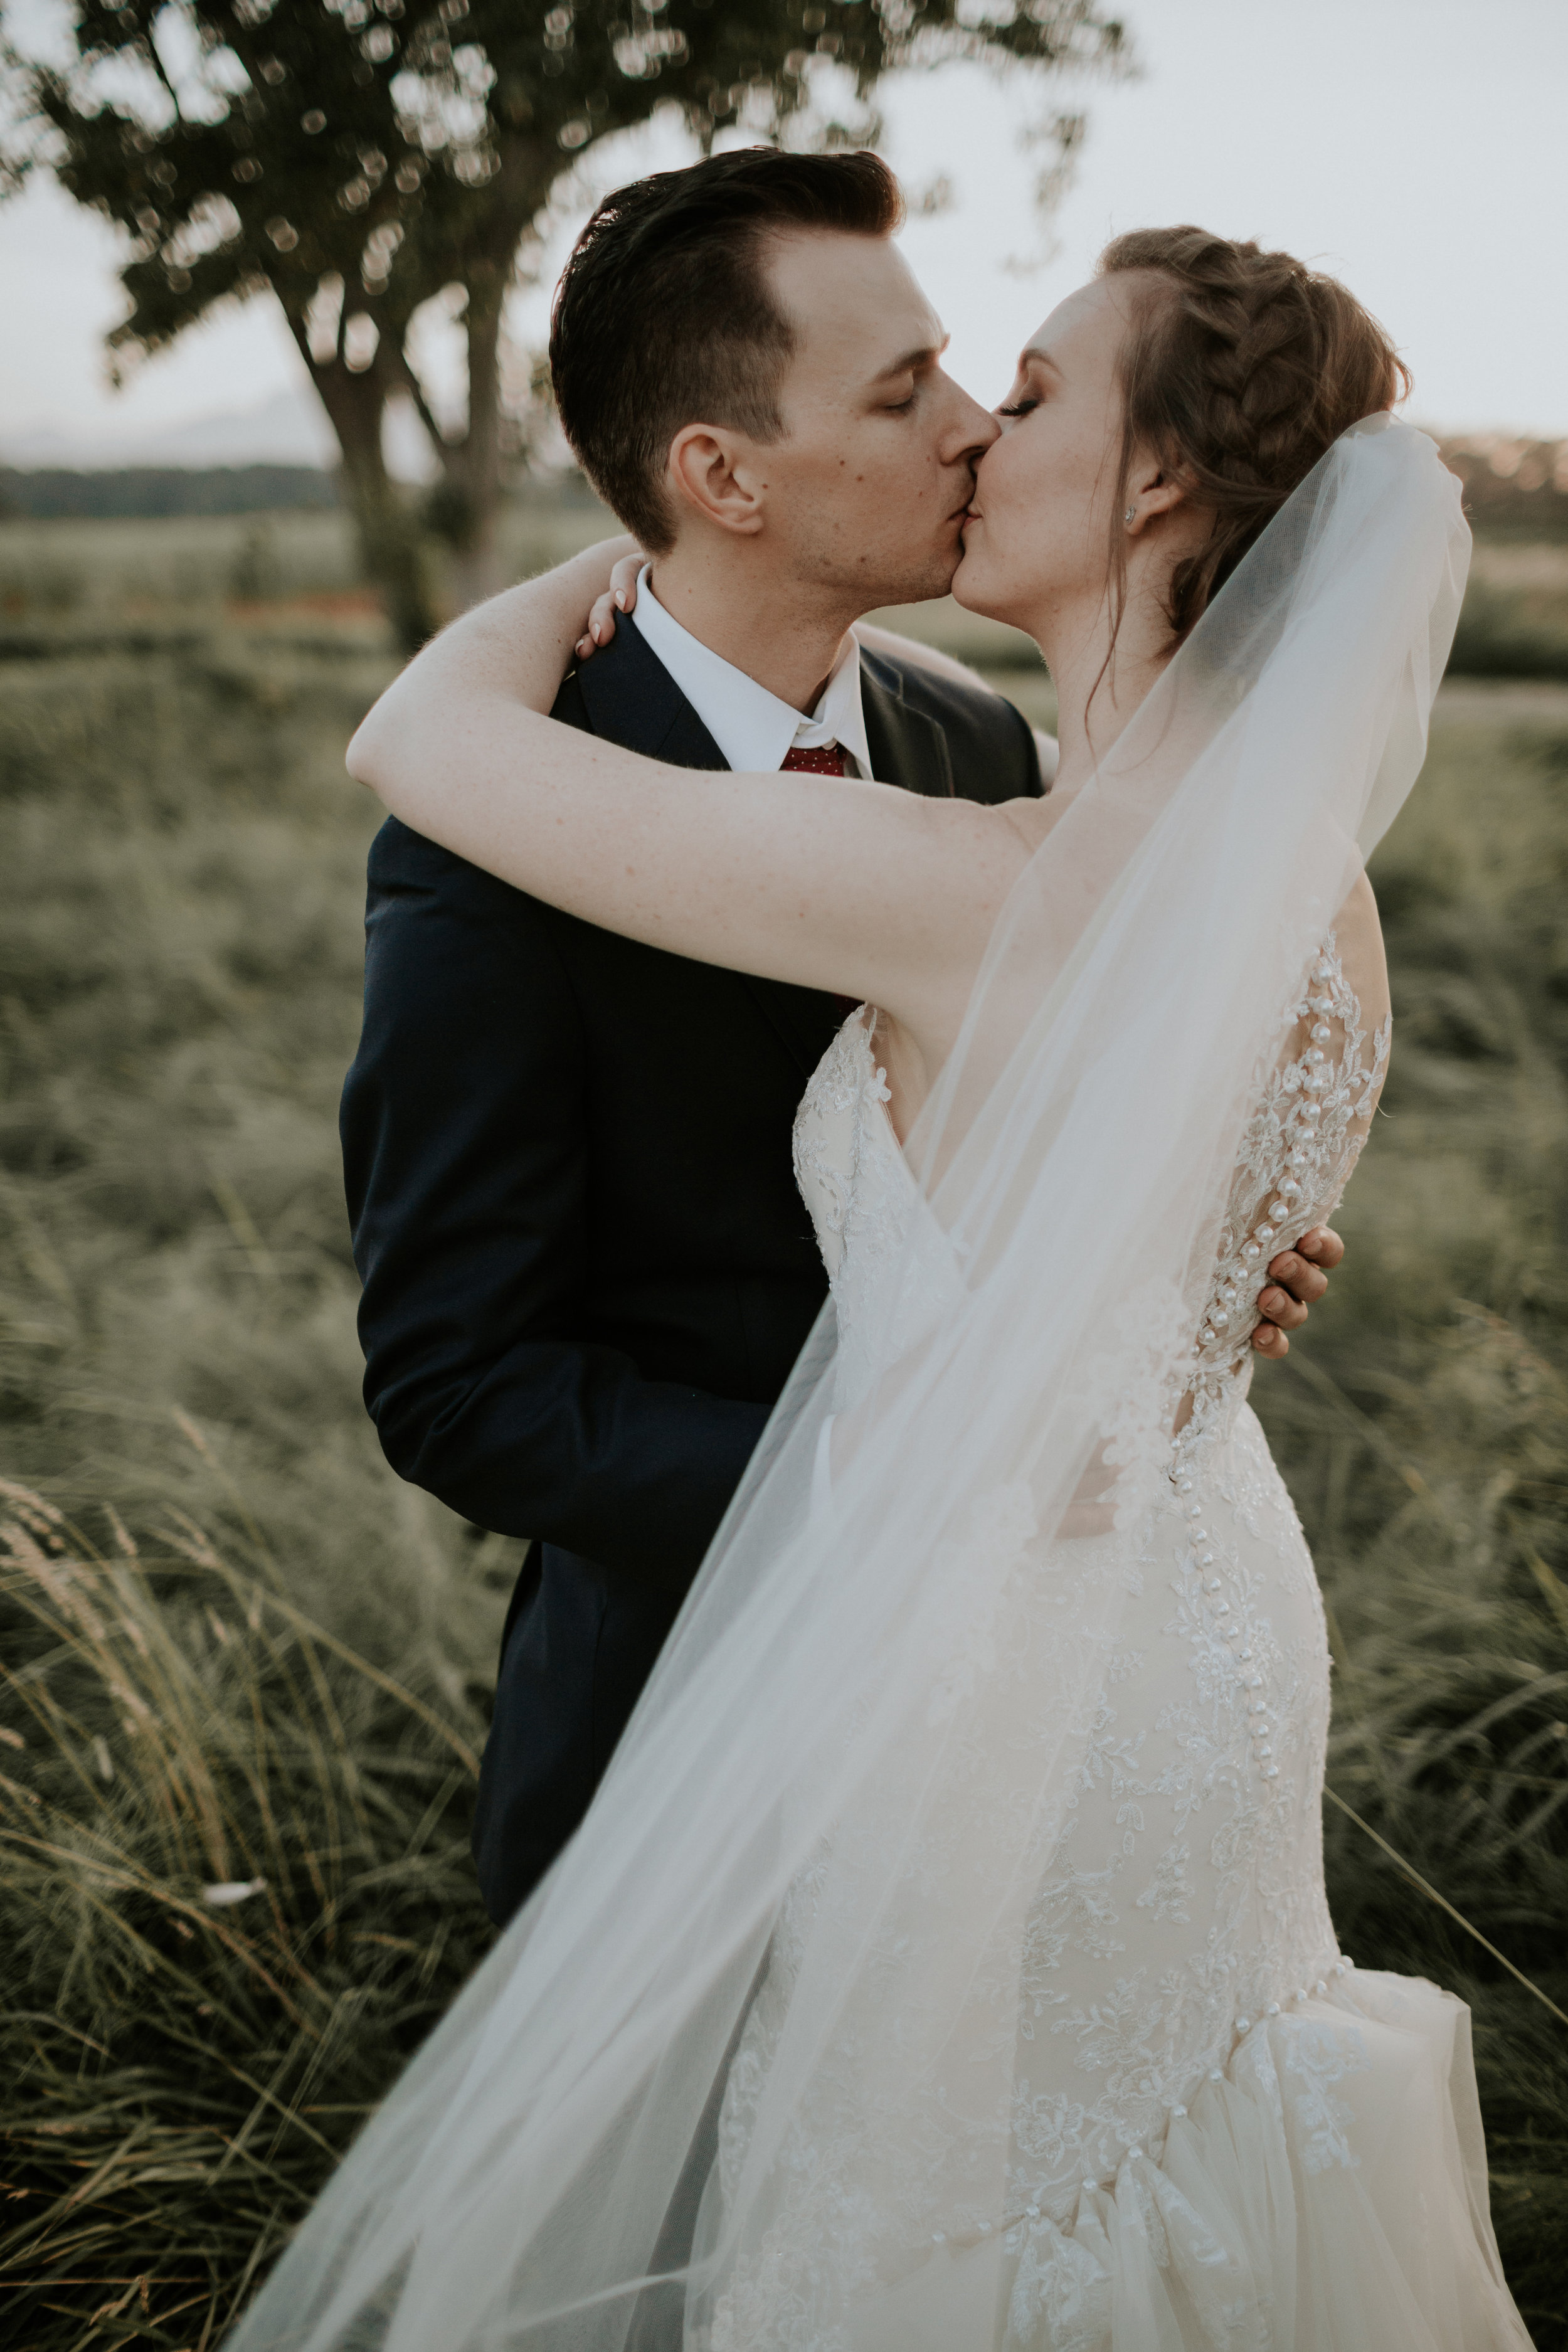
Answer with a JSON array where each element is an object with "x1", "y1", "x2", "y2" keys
[{"x1": 632, "y1": 565, "x2": 872, "y2": 778}]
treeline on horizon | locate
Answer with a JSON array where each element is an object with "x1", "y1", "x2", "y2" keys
[
  {"x1": 0, "y1": 461, "x2": 341, "y2": 521},
  {"x1": 4, "y1": 434, "x2": 1568, "y2": 534}
]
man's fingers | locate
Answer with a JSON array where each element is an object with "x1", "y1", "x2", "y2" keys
[
  {"x1": 1257, "y1": 1283, "x2": 1308, "y2": 1332},
  {"x1": 1267, "y1": 1249, "x2": 1328, "y2": 1306},
  {"x1": 1252, "y1": 1226, "x2": 1343, "y2": 1358}
]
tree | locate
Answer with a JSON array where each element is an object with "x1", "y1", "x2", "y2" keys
[{"x1": 3, "y1": 0, "x2": 1128, "y2": 646}]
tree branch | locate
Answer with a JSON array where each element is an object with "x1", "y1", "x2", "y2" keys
[
  {"x1": 144, "y1": 19, "x2": 186, "y2": 123},
  {"x1": 384, "y1": 337, "x2": 452, "y2": 460}
]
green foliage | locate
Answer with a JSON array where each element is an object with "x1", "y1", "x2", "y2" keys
[{"x1": 1449, "y1": 576, "x2": 1568, "y2": 682}]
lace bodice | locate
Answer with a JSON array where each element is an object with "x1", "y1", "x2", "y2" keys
[
  {"x1": 792, "y1": 936, "x2": 1388, "y2": 1443},
  {"x1": 1176, "y1": 931, "x2": 1389, "y2": 1476}
]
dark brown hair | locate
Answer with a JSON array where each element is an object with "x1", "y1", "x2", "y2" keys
[
  {"x1": 549, "y1": 147, "x2": 904, "y2": 554},
  {"x1": 1098, "y1": 226, "x2": 1410, "y2": 644}
]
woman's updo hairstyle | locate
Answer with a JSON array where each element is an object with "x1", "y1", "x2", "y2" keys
[{"x1": 1099, "y1": 226, "x2": 1409, "y2": 643}]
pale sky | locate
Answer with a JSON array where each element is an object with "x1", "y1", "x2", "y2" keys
[{"x1": 1, "y1": 0, "x2": 1563, "y2": 465}]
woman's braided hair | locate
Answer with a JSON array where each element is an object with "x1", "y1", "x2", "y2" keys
[{"x1": 1098, "y1": 226, "x2": 1410, "y2": 643}]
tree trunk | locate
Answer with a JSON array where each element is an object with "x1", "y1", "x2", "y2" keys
[
  {"x1": 446, "y1": 289, "x2": 506, "y2": 615},
  {"x1": 444, "y1": 140, "x2": 558, "y2": 615},
  {"x1": 344, "y1": 449, "x2": 440, "y2": 657},
  {"x1": 327, "y1": 366, "x2": 440, "y2": 656},
  {"x1": 282, "y1": 307, "x2": 440, "y2": 655}
]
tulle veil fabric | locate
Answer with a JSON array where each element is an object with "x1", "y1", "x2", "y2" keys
[{"x1": 230, "y1": 416, "x2": 1469, "y2": 2352}]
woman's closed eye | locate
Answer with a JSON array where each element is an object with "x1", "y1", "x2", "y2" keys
[{"x1": 996, "y1": 397, "x2": 1040, "y2": 420}]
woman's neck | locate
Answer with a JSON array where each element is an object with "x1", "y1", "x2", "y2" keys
[{"x1": 1032, "y1": 583, "x2": 1177, "y2": 791}]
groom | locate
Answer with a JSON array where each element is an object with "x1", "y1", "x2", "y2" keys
[{"x1": 341, "y1": 147, "x2": 1337, "y2": 1927}]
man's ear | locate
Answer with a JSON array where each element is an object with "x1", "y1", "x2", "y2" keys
[{"x1": 665, "y1": 424, "x2": 768, "y2": 538}]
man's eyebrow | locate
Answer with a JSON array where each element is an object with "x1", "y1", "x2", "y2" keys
[{"x1": 871, "y1": 334, "x2": 951, "y2": 381}]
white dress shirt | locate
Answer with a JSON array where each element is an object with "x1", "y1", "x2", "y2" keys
[{"x1": 631, "y1": 565, "x2": 874, "y2": 779}]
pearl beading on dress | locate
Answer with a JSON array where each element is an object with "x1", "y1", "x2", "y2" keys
[
  {"x1": 1169, "y1": 933, "x2": 1386, "y2": 1799},
  {"x1": 1191, "y1": 934, "x2": 1388, "y2": 1380}
]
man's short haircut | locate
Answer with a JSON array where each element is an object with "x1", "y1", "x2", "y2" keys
[{"x1": 549, "y1": 147, "x2": 904, "y2": 554}]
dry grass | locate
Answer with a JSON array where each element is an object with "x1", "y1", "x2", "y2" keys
[{"x1": 1, "y1": 1480, "x2": 492, "y2": 2350}]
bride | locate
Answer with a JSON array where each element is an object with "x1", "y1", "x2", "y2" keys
[{"x1": 235, "y1": 230, "x2": 1528, "y2": 2349}]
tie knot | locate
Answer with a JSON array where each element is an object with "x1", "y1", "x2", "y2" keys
[{"x1": 781, "y1": 742, "x2": 846, "y2": 776}]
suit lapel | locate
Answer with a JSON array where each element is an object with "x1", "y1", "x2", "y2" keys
[
  {"x1": 859, "y1": 652, "x2": 955, "y2": 800},
  {"x1": 573, "y1": 615, "x2": 729, "y2": 769},
  {"x1": 571, "y1": 618, "x2": 839, "y2": 1084}
]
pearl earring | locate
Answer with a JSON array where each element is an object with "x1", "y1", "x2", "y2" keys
[{"x1": 1124, "y1": 506, "x2": 1136, "y2": 524}]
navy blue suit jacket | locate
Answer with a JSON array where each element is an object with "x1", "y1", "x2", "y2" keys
[{"x1": 341, "y1": 617, "x2": 1042, "y2": 1923}]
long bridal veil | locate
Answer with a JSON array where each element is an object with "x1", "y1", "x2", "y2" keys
[{"x1": 231, "y1": 418, "x2": 1470, "y2": 2352}]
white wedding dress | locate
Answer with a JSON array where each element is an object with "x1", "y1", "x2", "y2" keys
[{"x1": 698, "y1": 946, "x2": 1530, "y2": 2350}]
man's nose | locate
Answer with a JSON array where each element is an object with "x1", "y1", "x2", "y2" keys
[{"x1": 941, "y1": 378, "x2": 1001, "y2": 465}]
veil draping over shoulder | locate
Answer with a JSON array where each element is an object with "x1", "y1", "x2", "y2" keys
[{"x1": 230, "y1": 418, "x2": 1469, "y2": 2352}]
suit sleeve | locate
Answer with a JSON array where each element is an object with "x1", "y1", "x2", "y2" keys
[{"x1": 341, "y1": 817, "x2": 770, "y2": 1583}]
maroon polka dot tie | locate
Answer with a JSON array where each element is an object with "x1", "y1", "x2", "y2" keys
[
  {"x1": 781, "y1": 743, "x2": 847, "y2": 776},
  {"x1": 780, "y1": 743, "x2": 858, "y2": 1016}
]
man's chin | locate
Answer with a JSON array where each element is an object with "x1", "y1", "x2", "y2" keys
[{"x1": 856, "y1": 548, "x2": 965, "y2": 615}]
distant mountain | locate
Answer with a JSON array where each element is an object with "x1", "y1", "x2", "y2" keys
[{"x1": 0, "y1": 388, "x2": 339, "y2": 472}]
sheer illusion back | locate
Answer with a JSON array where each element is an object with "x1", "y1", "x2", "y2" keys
[{"x1": 795, "y1": 898, "x2": 1389, "y2": 1436}]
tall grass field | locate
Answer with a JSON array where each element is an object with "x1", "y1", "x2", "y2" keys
[{"x1": 2, "y1": 507, "x2": 1567, "y2": 2348}]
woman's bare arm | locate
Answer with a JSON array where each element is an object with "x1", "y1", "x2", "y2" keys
[{"x1": 346, "y1": 544, "x2": 1035, "y2": 1042}]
